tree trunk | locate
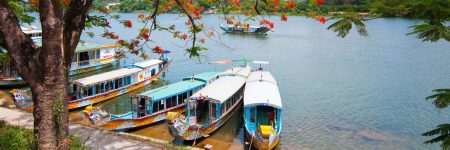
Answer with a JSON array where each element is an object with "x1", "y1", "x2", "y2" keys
[{"x1": 0, "y1": 0, "x2": 92, "y2": 149}]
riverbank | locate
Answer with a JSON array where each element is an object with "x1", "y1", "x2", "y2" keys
[{"x1": 0, "y1": 107, "x2": 198, "y2": 150}]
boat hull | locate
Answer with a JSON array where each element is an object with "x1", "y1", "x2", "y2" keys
[
  {"x1": 69, "y1": 62, "x2": 113, "y2": 76},
  {"x1": 167, "y1": 98, "x2": 243, "y2": 141},
  {"x1": 11, "y1": 60, "x2": 171, "y2": 112},
  {"x1": 98, "y1": 105, "x2": 185, "y2": 131},
  {"x1": 245, "y1": 129, "x2": 280, "y2": 150}
]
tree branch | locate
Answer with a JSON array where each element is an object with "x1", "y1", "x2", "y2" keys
[
  {"x1": 174, "y1": 0, "x2": 197, "y2": 57},
  {"x1": 63, "y1": 0, "x2": 93, "y2": 68},
  {"x1": 0, "y1": 0, "x2": 42, "y2": 84}
]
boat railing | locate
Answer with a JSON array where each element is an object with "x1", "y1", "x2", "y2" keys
[{"x1": 71, "y1": 59, "x2": 100, "y2": 68}]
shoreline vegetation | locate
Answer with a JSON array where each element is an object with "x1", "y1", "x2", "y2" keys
[
  {"x1": 90, "y1": 0, "x2": 421, "y2": 18},
  {"x1": 0, "y1": 119, "x2": 88, "y2": 150}
]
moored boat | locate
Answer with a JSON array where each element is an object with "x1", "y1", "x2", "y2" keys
[
  {"x1": 32, "y1": 38, "x2": 121, "y2": 76},
  {"x1": 84, "y1": 71, "x2": 222, "y2": 131},
  {"x1": 166, "y1": 66, "x2": 251, "y2": 141},
  {"x1": 244, "y1": 61, "x2": 282, "y2": 150},
  {"x1": 220, "y1": 24, "x2": 271, "y2": 34},
  {"x1": 11, "y1": 57, "x2": 171, "y2": 112}
]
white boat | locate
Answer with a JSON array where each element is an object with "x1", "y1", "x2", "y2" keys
[
  {"x1": 244, "y1": 61, "x2": 282, "y2": 150},
  {"x1": 166, "y1": 66, "x2": 251, "y2": 141}
]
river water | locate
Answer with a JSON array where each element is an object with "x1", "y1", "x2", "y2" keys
[{"x1": 3, "y1": 13, "x2": 450, "y2": 150}]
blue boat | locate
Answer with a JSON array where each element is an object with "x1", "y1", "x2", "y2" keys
[
  {"x1": 244, "y1": 61, "x2": 282, "y2": 150},
  {"x1": 84, "y1": 71, "x2": 221, "y2": 131}
]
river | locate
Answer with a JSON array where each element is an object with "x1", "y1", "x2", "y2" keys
[{"x1": 3, "y1": 13, "x2": 450, "y2": 150}]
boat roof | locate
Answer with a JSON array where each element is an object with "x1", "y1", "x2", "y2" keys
[
  {"x1": 132, "y1": 59, "x2": 163, "y2": 69},
  {"x1": 22, "y1": 26, "x2": 42, "y2": 34},
  {"x1": 32, "y1": 38, "x2": 119, "y2": 52},
  {"x1": 138, "y1": 80, "x2": 204, "y2": 100},
  {"x1": 182, "y1": 71, "x2": 221, "y2": 82},
  {"x1": 191, "y1": 68, "x2": 250, "y2": 103},
  {"x1": 73, "y1": 59, "x2": 162, "y2": 86},
  {"x1": 244, "y1": 71, "x2": 282, "y2": 109},
  {"x1": 73, "y1": 67, "x2": 141, "y2": 86},
  {"x1": 220, "y1": 66, "x2": 251, "y2": 77}
]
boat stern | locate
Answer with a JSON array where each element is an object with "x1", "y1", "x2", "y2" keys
[
  {"x1": 166, "y1": 111, "x2": 191, "y2": 140},
  {"x1": 10, "y1": 89, "x2": 34, "y2": 112},
  {"x1": 83, "y1": 106, "x2": 111, "y2": 127},
  {"x1": 246, "y1": 125, "x2": 280, "y2": 150}
]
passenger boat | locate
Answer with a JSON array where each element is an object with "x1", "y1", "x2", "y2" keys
[
  {"x1": 244, "y1": 61, "x2": 282, "y2": 150},
  {"x1": 166, "y1": 66, "x2": 251, "y2": 141},
  {"x1": 11, "y1": 57, "x2": 171, "y2": 112},
  {"x1": 32, "y1": 38, "x2": 120, "y2": 76},
  {"x1": 84, "y1": 71, "x2": 221, "y2": 131},
  {"x1": 220, "y1": 24, "x2": 271, "y2": 34}
]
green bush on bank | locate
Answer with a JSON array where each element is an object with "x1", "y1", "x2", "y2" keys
[{"x1": 0, "y1": 120, "x2": 88, "y2": 150}]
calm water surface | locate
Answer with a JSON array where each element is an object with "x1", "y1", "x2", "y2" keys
[{"x1": 8, "y1": 13, "x2": 450, "y2": 149}]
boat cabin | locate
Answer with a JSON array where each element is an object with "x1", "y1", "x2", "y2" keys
[
  {"x1": 185, "y1": 67, "x2": 251, "y2": 126},
  {"x1": 244, "y1": 71, "x2": 282, "y2": 140},
  {"x1": 130, "y1": 71, "x2": 221, "y2": 118},
  {"x1": 70, "y1": 59, "x2": 163, "y2": 100},
  {"x1": 22, "y1": 26, "x2": 42, "y2": 38}
]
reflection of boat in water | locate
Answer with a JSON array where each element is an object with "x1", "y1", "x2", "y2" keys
[
  {"x1": 220, "y1": 24, "x2": 270, "y2": 34},
  {"x1": 11, "y1": 56, "x2": 171, "y2": 112},
  {"x1": 244, "y1": 61, "x2": 282, "y2": 150},
  {"x1": 84, "y1": 71, "x2": 221, "y2": 131},
  {"x1": 166, "y1": 66, "x2": 251, "y2": 141}
]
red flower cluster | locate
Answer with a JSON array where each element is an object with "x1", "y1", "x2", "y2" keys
[
  {"x1": 200, "y1": 38, "x2": 206, "y2": 43},
  {"x1": 273, "y1": 7, "x2": 279, "y2": 12},
  {"x1": 273, "y1": 0, "x2": 279, "y2": 5},
  {"x1": 315, "y1": 0, "x2": 325, "y2": 7},
  {"x1": 140, "y1": 33, "x2": 149, "y2": 39},
  {"x1": 281, "y1": 13, "x2": 288, "y2": 22},
  {"x1": 181, "y1": 33, "x2": 188, "y2": 40},
  {"x1": 228, "y1": 0, "x2": 240, "y2": 6},
  {"x1": 124, "y1": 20, "x2": 132, "y2": 28},
  {"x1": 288, "y1": 1, "x2": 295, "y2": 9},
  {"x1": 137, "y1": 13, "x2": 144, "y2": 19},
  {"x1": 103, "y1": 31, "x2": 119, "y2": 39},
  {"x1": 315, "y1": 15, "x2": 326, "y2": 24},
  {"x1": 105, "y1": 20, "x2": 110, "y2": 26},
  {"x1": 153, "y1": 46, "x2": 165, "y2": 54},
  {"x1": 260, "y1": 19, "x2": 274, "y2": 28},
  {"x1": 116, "y1": 40, "x2": 125, "y2": 45},
  {"x1": 246, "y1": 24, "x2": 250, "y2": 29},
  {"x1": 189, "y1": 0, "x2": 193, "y2": 4},
  {"x1": 226, "y1": 18, "x2": 234, "y2": 24}
]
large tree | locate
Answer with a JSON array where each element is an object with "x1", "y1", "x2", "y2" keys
[
  {"x1": 0, "y1": 0, "x2": 92, "y2": 149},
  {"x1": 0, "y1": 0, "x2": 447, "y2": 149}
]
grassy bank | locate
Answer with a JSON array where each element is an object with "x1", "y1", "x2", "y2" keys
[{"x1": 0, "y1": 119, "x2": 89, "y2": 150}]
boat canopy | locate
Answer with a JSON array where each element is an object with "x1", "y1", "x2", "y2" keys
[
  {"x1": 132, "y1": 59, "x2": 163, "y2": 69},
  {"x1": 32, "y1": 38, "x2": 120, "y2": 53},
  {"x1": 138, "y1": 80, "x2": 204, "y2": 100},
  {"x1": 220, "y1": 66, "x2": 251, "y2": 77},
  {"x1": 244, "y1": 71, "x2": 282, "y2": 109},
  {"x1": 191, "y1": 75, "x2": 247, "y2": 103},
  {"x1": 73, "y1": 68, "x2": 141, "y2": 86},
  {"x1": 182, "y1": 71, "x2": 220, "y2": 82}
]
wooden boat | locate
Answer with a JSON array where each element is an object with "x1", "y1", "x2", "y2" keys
[
  {"x1": 220, "y1": 24, "x2": 271, "y2": 34},
  {"x1": 32, "y1": 38, "x2": 121, "y2": 76},
  {"x1": 244, "y1": 61, "x2": 282, "y2": 150},
  {"x1": 11, "y1": 57, "x2": 171, "y2": 112},
  {"x1": 166, "y1": 66, "x2": 251, "y2": 141},
  {"x1": 84, "y1": 71, "x2": 222, "y2": 131}
]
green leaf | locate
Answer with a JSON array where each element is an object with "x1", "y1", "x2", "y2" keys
[
  {"x1": 327, "y1": 15, "x2": 369, "y2": 38},
  {"x1": 408, "y1": 24, "x2": 450, "y2": 42},
  {"x1": 426, "y1": 89, "x2": 450, "y2": 109}
]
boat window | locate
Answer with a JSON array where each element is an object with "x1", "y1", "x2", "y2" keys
[
  {"x1": 124, "y1": 76, "x2": 131, "y2": 86},
  {"x1": 166, "y1": 98, "x2": 173, "y2": 108},
  {"x1": 158, "y1": 100, "x2": 165, "y2": 111},
  {"x1": 189, "y1": 90, "x2": 193, "y2": 96},
  {"x1": 152, "y1": 101, "x2": 158, "y2": 113},
  {"x1": 222, "y1": 104, "x2": 227, "y2": 115},
  {"x1": 118, "y1": 78, "x2": 123, "y2": 88},
  {"x1": 96, "y1": 83, "x2": 102, "y2": 95},
  {"x1": 114, "y1": 79, "x2": 119, "y2": 89},
  {"x1": 151, "y1": 68, "x2": 156, "y2": 76},
  {"x1": 177, "y1": 94, "x2": 183, "y2": 105},
  {"x1": 96, "y1": 50, "x2": 100, "y2": 59},
  {"x1": 106, "y1": 81, "x2": 112, "y2": 92},
  {"x1": 170, "y1": 96, "x2": 177, "y2": 108},
  {"x1": 250, "y1": 107, "x2": 256, "y2": 123},
  {"x1": 183, "y1": 92, "x2": 188, "y2": 100}
]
